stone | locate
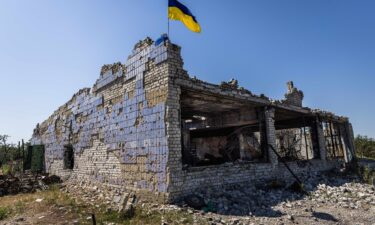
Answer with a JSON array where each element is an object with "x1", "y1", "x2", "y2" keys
[
  {"x1": 0, "y1": 173, "x2": 60, "y2": 197},
  {"x1": 113, "y1": 195, "x2": 121, "y2": 203},
  {"x1": 15, "y1": 217, "x2": 25, "y2": 222},
  {"x1": 357, "y1": 192, "x2": 366, "y2": 199}
]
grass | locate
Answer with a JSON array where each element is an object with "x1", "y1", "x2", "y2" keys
[
  {"x1": 1, "y1": 164, "x2": 11, "y2": 175},
  {"x1": 1, "y1": 161, "x2": 24, "y2": 175},
  {"x1": 0, "y1": 185, "x2": 207, "y2": 225},
  {"x1": 0, "y1": 207, "x2": 10, "y2": 220},
  {"x1": 359, "y1": 165, "x2": 375, "y2": 185}
]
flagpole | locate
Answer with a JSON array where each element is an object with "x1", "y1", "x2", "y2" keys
[{"x1": 167, "y1": 0, "x2": 170, "y2": 38}]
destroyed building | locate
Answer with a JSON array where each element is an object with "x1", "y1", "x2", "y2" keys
[{"x1": 30, "y1": 35, "x2": 356, "y2": 203}]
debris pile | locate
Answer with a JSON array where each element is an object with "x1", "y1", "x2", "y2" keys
[
  {"x1": 62, "y1": 181, "x2": 135, "y2": 214},
  {"x1": 310, "y1": 182, "x2": 375, "y2": 209},
  {"x1": 0, "y1": 173, "x2": 62, "y2": 197},
  {"x1": 177, "y1": 170, "x2": 375, "y2": 217},
  {"x1": 139, "y1": 170, "x2": 375, "y2": 225}
]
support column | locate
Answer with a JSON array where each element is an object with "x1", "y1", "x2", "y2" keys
[
  {"x1": 238, "y1": 133, "x2": 247, "y2": 160},
  {"x1": 181, "y1": 127, "x2": 192, "y2": 164},
  {"x1": 343, "y1": 122, "x2": 356, "y2": 162},
  {"x1": 265, "y1": 107, "x2": 278, "y2": 166},
  {"x1": 316, "y1": 117, "x2": 327, "y2": 161},
  {"x1": 338, "y1": 124, "x2": 349, "y2": 162},
  {"x1": 310, "y1": 120, "x2": 321, "y2": 159}
]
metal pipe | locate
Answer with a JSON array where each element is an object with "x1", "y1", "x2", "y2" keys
[{"x1": 268, "y1": 144, "x2": 307, "y2": 194}]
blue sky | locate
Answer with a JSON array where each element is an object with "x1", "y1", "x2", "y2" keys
[{"x1": 0, "y1": 0, "x2": 374, "y2": 143}]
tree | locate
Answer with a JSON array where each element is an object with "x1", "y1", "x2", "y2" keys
[
  {"x1": 0, "y1": 135, "x2": 24, "y2": 174},
  {"x1": 0, "y1": 135, "x2": 19, "y2": 164},
  {"x1": 0, "y1": 134, "x2": 9, "y2": 146},
  {"x1": 0, "y1": 135, "x2": 10, "y2": 166},
  {"x1": 355, "y1": 135, "x2": 375, "y2": 159}
]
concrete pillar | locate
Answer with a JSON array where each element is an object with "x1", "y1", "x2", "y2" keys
[
  {"x1": 343, "y1": 122, "x2": 356, "y2": 162},
  {"x1": 238, "y1": 133, "x2": 247, "y2": 160},
  {"x1": 316, "y1": 118, "x2": 327, "y2": 161},
  {"x1": 338, "y1": 125, "x2": 350, "y2": 163},
  {"x1": 265, "y1": 107, "x2": 278, "y2": 166}
]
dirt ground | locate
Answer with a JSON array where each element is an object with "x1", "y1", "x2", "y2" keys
[
  {"x1": 0, "y1": 185, "x2": 374, "y2": 225},
  {"x1": 0, "y1": 185, "x2": 201, "y2": 225},
  {"x1": 0, "y1": 167, "x2": 375, "y2": 225}
]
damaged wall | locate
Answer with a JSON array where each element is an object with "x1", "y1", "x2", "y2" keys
[
  {"x1": 165, "y1": 48, "x2": 355, "y2": 202},
  {"x1": 283, "y1": 81, "x2": 304, "y2": 107},
  {"x1": 30, "y1": 35, "x2": 356, "y2": 203},
  {"x1": 31, "y1": 36, "x2": 174, "y2": 200}
]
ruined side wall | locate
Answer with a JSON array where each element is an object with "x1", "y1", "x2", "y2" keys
[
  {"x1": 164, "y1": 44, "x2": 341, "y2": 202},
  {"x1": 169, "y1": 160, "x2": 338, "y2": 201},
  {"x1": 31, "y1": 37, "x2": 172, "y2": 201},
  {"x1": 164, "y1": 44, "x2": 187, "y2": 202}
]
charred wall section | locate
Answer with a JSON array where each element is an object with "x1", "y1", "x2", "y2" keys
[{"x1": 179, "y1": 90, "x2": 268, "y2": 166}]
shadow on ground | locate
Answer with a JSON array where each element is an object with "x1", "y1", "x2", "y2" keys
[{"x1": 312, "y1": 212, "x2": 338, "y2": 222}]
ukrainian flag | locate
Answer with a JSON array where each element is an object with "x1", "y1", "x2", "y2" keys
[{"x1": 168, "y1": 0, "x2": 201, "y2": 33}]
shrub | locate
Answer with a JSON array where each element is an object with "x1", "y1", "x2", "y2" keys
[
  {"x1": 1, "y1": 164, "x2": 10, "y2": 175},
  {"x1": 0, "y1": 207, "x2": 10, "y2": 220},
  {"x1": 355, "y1": 135, "x2": 375, "y2": 159}
]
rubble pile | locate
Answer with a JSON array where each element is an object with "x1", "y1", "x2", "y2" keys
[
  {"x1": 0, "y1": 173, "x2": 62, "y2": 197},
  {"x1": 62, "y1": 181, "x2": 134, "y2": 213},
  {"x1": 137, "y1": 171, "x2": 375, "y2": 224},
  {"x1": 310, "y1": 182, "x2": 375, "y2": 209},
  {"x1": 182, "y1": 170, "x2": 375, "y2": 217}
]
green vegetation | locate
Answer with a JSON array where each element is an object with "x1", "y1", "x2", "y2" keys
[
  {"x1": 0, "y1": 207, "x2": 10, "y2": 220},
  {"x1": 357, "y1": 165, "x2": 375, "y2": 185},
  {"x1": 355, "y1": 135, "x2": 375, "y2": 159},
  {"x1": 0, "y1": 135, "x2": 18, "y2": 165},
  {"x1": 0, "y1": 134, "x2": 29, "y2": 175},
  {"x1": 354, "y1": 135, "x2": 375, "y2": 184},
  {"x1": 1, "y1": 164, "x2": 11, "y2": 175}
]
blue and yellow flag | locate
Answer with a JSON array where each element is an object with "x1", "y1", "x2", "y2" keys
[{"x1": 168, "y1": 0, "x2": 201, "y2": 33}]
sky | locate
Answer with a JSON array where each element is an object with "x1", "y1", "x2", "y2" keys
[{"x1": 0, "y1": 0, "x2": 374, "y2": 144}]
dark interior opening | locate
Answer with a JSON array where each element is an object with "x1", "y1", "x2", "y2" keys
[
  {"x1": 274, "y1": 116, "x2": 321, "y2": 161},
  {"x1": 180, "y1": 89, "x2": 327, "y2": 167},
  {"x1": 180, "y1": 89, "x2": 268, "y2": 167},
  {"x1": 63, "y1": 145, "x2": 74, "y2": 170},
  {"x1": 322, "y1": 120, "x2": 346, "y2": 159}
]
